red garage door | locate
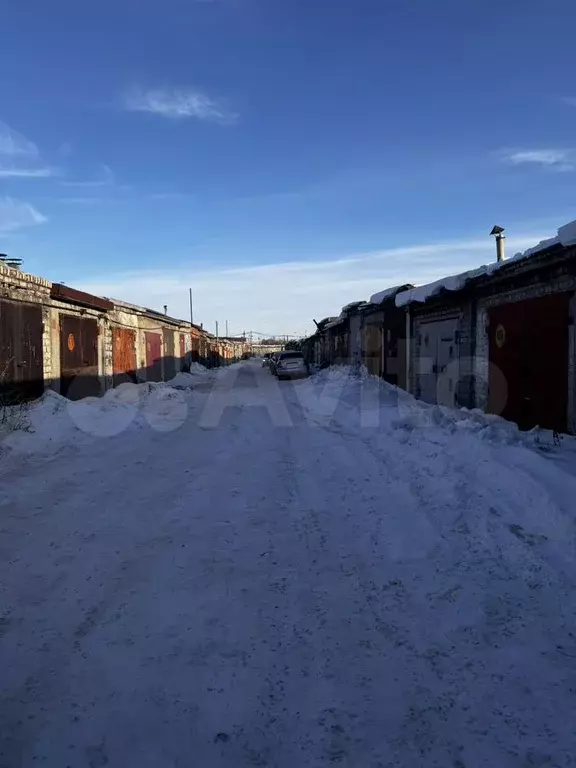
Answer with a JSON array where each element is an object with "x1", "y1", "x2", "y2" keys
[
  {"x1": 488, "y1": 293, "x2": 570, "y2": 432},
  {"x1": 145, "y1": 332, "x2": 162, "y2": 382}
]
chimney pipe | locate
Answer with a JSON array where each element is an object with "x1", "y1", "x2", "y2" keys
[
  {"x1": 163, "y1": 304, "x2": 168, "y2": 315},
  {"x1": 490, "y1": 225, "x2": 506, "y2": 263},
  {"x1": 496, "y1": 234, "x2": 506, "y2": 262}
]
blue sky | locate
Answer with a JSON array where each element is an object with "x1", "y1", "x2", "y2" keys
[{"x1": 1, "y1": 0, "x2": 576, "y2": 335}]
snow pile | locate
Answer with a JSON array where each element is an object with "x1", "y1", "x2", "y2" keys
[
  {"x1": 305, "y1": 365, "x2": 553, "y2": 450},
  {"x1": 0, "y1": 379, "x2": 198, "y2": 454},
  {"x1": 514, "y1": 235, "x2": 560, "y2": 260},
  {"x1": 391, "y1": 402, "x2": 547, "y2": 447},
  {"x1": 189, "y1": 362, "x2": 211, "y2": 375},
  {"x1": 369, "y1": 284, "x2": 411, "y2": 305},
  {"x1": 559, "y1": 219, "x2": 576, "y2": 246}
]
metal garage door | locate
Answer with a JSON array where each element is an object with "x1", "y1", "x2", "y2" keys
[
  {"x1": 60, "y1": 315, "x2": 100, "y2": 400},
  {"x1": 113, "y1": 328, "x2": 136, "y2": 386},
  {"x1": 163, "y1": 329, "x2": 175, "y2": 380},
  {"x1": 145, "y1": 332, "x2": 162, "y2": 382},
  {"x1": 416, "y1": 318, "x2": 459, "y2": 407},
  {"x1": 488, "y1": 294, "x2": 570, "y2": 432},
  {"x1": 0, "y1": 299, "x2": 44, "y2": 402}
]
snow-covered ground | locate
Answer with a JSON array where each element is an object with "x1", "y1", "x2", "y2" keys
[{"x1": 1, "y1": 360, "x2": 576, "y2": 767}]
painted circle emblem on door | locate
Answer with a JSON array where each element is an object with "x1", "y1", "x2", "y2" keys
[
  {"x1": 67, "y1": 333, "x2": 76, "y2": 352},
  {"x1": 495, "y1": 324, "x2": 506, "y2": 348}
]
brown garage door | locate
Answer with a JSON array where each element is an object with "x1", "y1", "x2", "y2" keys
[
  {"x1": 488, "y1": 293, "x2": 570, "y2": 432},
  {"x1": 163, "y1": 329, "x2": 175, "y2": 380},
  {"x1": 363, "y1": 323, "x2": 381, "y2": 376},
  {"x1": 60, "y1": 315, "x2": 100, "y2": 400},
  {"x1": 0, "y1": 299, "x2": 44, "y2": 402},
  {"x1": 113, "y1": 328, "x2": 136, "y2": 385},
  {"x1": 145, "y1": 332, "x2": 162, "y2": 382}
]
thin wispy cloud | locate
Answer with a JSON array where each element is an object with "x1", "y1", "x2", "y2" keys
[
  {"x1": 61, "y1": 164, "x2": 115, "y2": 188},
  {"x1": 0, "y1": 120, "x2": 57, "y2": 180},
  {"x1": 559, "y1": 97, "x2": 576, "y2": 107},
  {"x1": 79, "y1": 232, "x2": 546, "y2": 336},
  {"x1": 0, "y1": 120, "x2": 39, "y2": 157},
  {"x1": 123, "y1": 87, "x2": 237, "y2": 124},
  {"x1": 501, "y1": 148, "x2": 576, "y2": 172},
  {"x1": 0, "y1": 166, "x2": 56, "y2": 178},
  {"x1": 0, "y1": 197, "x2": 48, "y2": 233}
]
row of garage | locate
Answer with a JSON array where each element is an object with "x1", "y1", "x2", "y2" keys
[
  {"x1": 0, "y1": 264, "x2": 251, "y2": 403},
  {"x1": 302, "y1": 236, "x2": 576, "y2": 434}
]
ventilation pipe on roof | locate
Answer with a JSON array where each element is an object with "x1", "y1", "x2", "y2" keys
[
  {"x1": 490, "y1": 225, "x2": 506, "y2": 262},
  {"x1": 163, "y1": 304, "x2": 168, "y2": 315}
]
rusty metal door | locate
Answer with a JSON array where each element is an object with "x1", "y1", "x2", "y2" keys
[
  {"x1": 0, "y1": 299, "x2": 44, "y2": 402},
  {"x1": 190, "y1": 332, "x2": 200, "y2": 363},
  {"x1": 163, "y1": 329, "x2": 175, "y2": 380},
  {"x1": 363, "y1": 323, "x2": 381, "y2": 376},
  {"x1": 349, "y1": 314, "x2": 362, "y2": 365},
  {"x1": 113, "y1": 328, "x2": 136, "y2": 385},
  {"x1": 145, "y1": 332, "x2": 162, "y2": 382},
  {"x1": 60, "y1": 315, "x2": 99, "y2": 400},
  {"x1": 488, "y1": 294, "x2": 570, "y2": 431}
]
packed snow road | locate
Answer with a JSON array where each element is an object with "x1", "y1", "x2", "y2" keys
[{"x1": 1, "y1": 360, "x2": 576, "y2": 767}]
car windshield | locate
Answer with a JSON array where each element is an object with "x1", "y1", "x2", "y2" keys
[{"x1": 280, "y1": 352, "x2": 304, "y2": 359}]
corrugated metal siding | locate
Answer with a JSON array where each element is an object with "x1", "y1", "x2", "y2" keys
[
  {"x1": 60, "y1": 314, "x2": 100, "y2": 400},
  {"x1": 488, "y1": 293, "x2": 570, "y2": 431},
  {"x1": 0, "y1": 299, "x2": 44, "y2": 402},
  {"x1": 113, "y1": 328, "x2": 136, "y2": 385}
]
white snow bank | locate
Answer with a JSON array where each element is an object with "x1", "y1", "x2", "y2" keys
[
  {"x1": 189, "y1": 362, "x2": 211, "y2": 375},
  {"x1": 0, "y1": 377, "x2": 201, "y2": 454},
  {"x1": 391, "y1": 402, "x2": 548, "y2": 447},
  {"x1": 306, "y1": 365, "x2": 555, "y2": 450}
]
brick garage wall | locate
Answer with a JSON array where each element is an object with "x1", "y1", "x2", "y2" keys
[
  {"x1": 410, "y1": 298, "x2": 475, "y2": 408},
  {"x1": 0, "y1": 264, "x2": 53, "y2": 384},
  {"x1": 474, "y1": 272, "x2": 576, "y2": 428}
]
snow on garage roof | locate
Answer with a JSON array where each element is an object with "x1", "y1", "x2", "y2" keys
[
  {"x1": 394, "y1": 220, "x2": 572, "y2": 308},
  {"x1": 369, "y1": 284, "x2": 414, "y2": 305}
]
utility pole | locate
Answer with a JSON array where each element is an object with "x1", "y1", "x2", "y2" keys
[
  {"x1": 189, "y1": 288, "x2": 194, "y2": 326},
  {"x1": 215, "y1": 321, "x2": 219, "y2": 340}
]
